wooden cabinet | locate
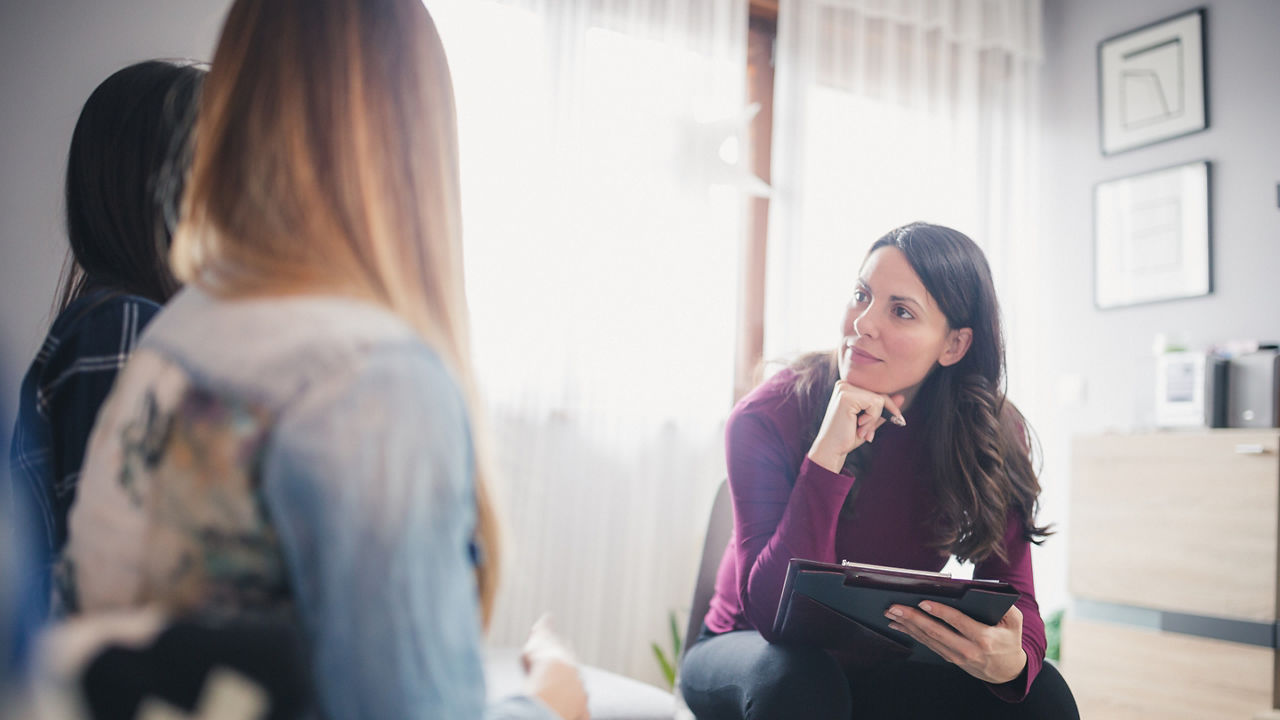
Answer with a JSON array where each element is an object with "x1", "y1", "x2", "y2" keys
[{"x1": 1065, "y1": 431, "x2": 1280, "y2": 719}]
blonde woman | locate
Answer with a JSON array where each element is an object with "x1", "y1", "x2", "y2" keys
[{"x1": 60, "y1": 1, "x2": 587, "y2": 718}]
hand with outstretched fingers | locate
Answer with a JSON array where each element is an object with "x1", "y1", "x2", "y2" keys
[{"x1": 884, "y1": 600, "x2": 1027, "y2": 684}]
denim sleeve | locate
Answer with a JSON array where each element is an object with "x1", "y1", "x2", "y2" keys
[{"x1": 261, "y1": 345, "x2": 552, "y2": 720}]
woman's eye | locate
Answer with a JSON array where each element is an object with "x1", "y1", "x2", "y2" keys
[
  {"x1": 851, "y1": 289, "x2": 869, "y2": 304},
  {"x1": 893, "y1": 305, "x2": 914, "y2": 320}
]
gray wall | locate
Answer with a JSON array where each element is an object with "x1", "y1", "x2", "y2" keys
[
  {"x1": 1036, "y1": 0, "x2": 1280, "y2": 604},
  {"x1": 0, "y1": 0, "x2": 230, "y2": 440}
]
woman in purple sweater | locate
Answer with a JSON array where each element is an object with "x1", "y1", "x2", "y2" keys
[{"x1": 680, "y1": 223, "x2": 1077, "y2": 718}]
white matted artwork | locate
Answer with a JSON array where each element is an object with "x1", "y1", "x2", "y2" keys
[
  {"x1": 1094, "y1": 161, "x2": 1210, "y2": 309},
  {"x1": 1098, "y1": 8, "x2": 1207, "y2": 155}
]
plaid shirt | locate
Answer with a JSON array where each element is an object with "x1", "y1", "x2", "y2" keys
[{"x1": 8, "y1": 290, "x2": 160, "y2": 617}]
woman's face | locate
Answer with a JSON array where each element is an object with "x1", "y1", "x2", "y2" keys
[{"x1": 838, "y1": 247, "x2": 972, "y2": 404}]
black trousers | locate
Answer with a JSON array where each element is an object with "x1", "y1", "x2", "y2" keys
[{"x1": 679, "y1": 627, "x2": 1079, "y2": 720}]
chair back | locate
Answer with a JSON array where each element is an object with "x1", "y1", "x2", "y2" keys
[{"x1": 680, "y1": 479, "x2": 733, "y2": 664}]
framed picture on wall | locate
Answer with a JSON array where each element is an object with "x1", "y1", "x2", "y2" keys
[
  {"x1": 1094, "y1": 160, "x2": 1211, "y2": 309},
  {"x1": 1098, "y1": 8, "x2": 1207, "y2": 155}
]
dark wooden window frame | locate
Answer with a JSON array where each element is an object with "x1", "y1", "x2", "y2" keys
[{"x1": 735, "y1": 0, "x2": 779, "y2": 401}]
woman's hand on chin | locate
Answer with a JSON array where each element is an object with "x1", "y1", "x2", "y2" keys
[
  {"x1": 884, "y1": 601, "x2": 1028, "y2": 685},
  {"x1": 806, "y1": 380, "x2": 905, "y2": 473}
]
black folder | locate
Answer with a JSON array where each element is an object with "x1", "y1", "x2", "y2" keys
[{"x1": 771, "y1": 558, "x2": 1020, "y2": 664}]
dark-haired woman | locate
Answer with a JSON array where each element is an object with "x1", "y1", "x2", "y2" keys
[
  {"x1": 8, "y1": 60, "x2": 204, "y2": 619},
  {"x1": 680, "y1": 223, "x2": 1078, "y2": 719}
]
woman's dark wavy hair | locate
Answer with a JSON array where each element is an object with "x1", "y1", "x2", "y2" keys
[
  {"x1": 789, "y1": 222, "x2": 1051, "y2": 563},
  {"x1": 54, "y1": 60, "x2": 205, "y2": 314}
]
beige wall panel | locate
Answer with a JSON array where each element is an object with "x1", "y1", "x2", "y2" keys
[
  {"x1": 1062, "y1": 616, "x2": 1275, "y2": 719},
  {"x1": 1069, "y1": 431, "x2": 1280, "y2": 622}
]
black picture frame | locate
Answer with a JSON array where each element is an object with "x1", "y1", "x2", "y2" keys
[{"x1": 1097, "y1": 8, "x2": 1208, "y2": 155}]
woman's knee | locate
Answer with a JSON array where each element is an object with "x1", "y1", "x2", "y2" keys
[
  {"x1": 741, "y1": 644, "x2": 850, "y2": 720},
  {"x1": 681, "y1": 634, "x2": 850, "y2": 720}
]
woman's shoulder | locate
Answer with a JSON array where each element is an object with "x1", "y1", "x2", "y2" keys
[
  {"x1": 727, "y1": 367, "x2": 807, "y2": 437},
  {"x1": 48, "y1": 291, "x2": 162, "y2": 349},
  {"x1": 140, "y1": 288, "x2": 453, "y2": 408},
  {"x1": 293, "y1": 337, "x2": 465, "y2": 419},
  {"x1": 260, "y1": 321, "x2": 470, "y2": 470},
  {"x1": 733, "y1": 367, "x2": 798, "y2": 412},
  {"x1": 20, "y1": 291, "x2": 163, "y2": 407}
]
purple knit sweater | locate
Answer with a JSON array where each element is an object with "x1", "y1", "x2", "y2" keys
[{"x1": 702, "y1": 368, "x2": 1045, "y2": 702}]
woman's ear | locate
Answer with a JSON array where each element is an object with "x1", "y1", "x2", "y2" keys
[{"x1": 938, "y1": 327, "x2": 973, "y2": 367}]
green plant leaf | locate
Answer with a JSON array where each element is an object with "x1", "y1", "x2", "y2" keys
[
  {"x1": 651, "y1": 642, "x2": 675, "y2": 689},
  {"x1": 669, "y1": 610, "x2": 682, "y2": 659},
  {"x1": 1045, "y1": 609, "x2": 1064, "y2": 662}
]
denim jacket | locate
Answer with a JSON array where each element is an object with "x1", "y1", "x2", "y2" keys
[{"x1": 62, "y1": 287, "x2": 553, "y2": 720}]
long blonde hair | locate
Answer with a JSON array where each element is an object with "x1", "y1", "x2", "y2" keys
[{"x1": 172, "y1": 0, "x2": 502, "y2": 626}]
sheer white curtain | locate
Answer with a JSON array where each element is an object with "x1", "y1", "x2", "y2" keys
[
  {"x1": 430, "y1": 0, "x2": 748, "y2": 684},
  {"x1": 766, "y1": 0, "x2": 1055, "y2": 600},
  {"x1": 765, "y1": 0, "x2": 1043, "y2": 402}
]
